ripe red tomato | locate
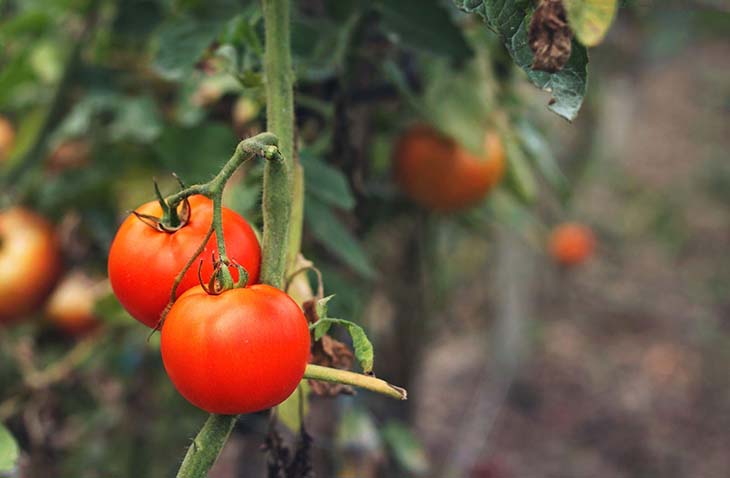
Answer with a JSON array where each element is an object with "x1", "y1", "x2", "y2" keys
[
  {"x1": 161, "y1": 284, "x2": 310, "y2": 414},
  {"x1": 0, "y1": 208, "x2": 61, "y2": 323},
  {"x1": 548, "y1": 222, "x2": 596, "y2": 266},
  {"x1": 394, "y1": 125, "x2": 505, "y2": 212},
  {"x1": 46, "y1": 271, "x2": 104, "y2": 336},
  {"x1": 107, "y1": 195, "x2": 261, "y2": 328}
]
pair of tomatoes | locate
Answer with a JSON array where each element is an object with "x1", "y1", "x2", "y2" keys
[
  {"x1": 108, "y1": 195, "x2": 310, "y2": 415},
  {"x1": 0, "y1": 207, "x2": 105, "y2": 335}
]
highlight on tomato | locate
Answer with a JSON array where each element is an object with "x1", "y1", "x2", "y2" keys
[
  {"x1": 160, "y1": 284, "x2": 311, "y2": 414},
  {"x1": 548, "y1": 222, "x2": 596, "y2": 266},
  {"x1": 0, "y1": 207, "x2": 61, "y2": 323},
  {"x1": 46, "y1": 270, "x2": 106, "y2": 336},
  {"x1": 393, "y1": 124, "x2": 506, "y2": 212},
  {"x1": 107, "y1": 195, "x2": 261, "y2": 328}
]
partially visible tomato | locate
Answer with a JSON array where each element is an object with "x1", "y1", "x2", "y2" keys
[
  {"x1": 47, "y1": 139, "x2": 91, "y2": 172},
  {"x1": 548, "y1": 222, "x2": 596, "y2": 266},
  {"x1": 0, "y1": 116, "x2": 16, "y2": 162},
  {"x1": 394, "y1": 125, "x2": 505, "y2": 212},
  {"x1": 0, "y1": 208, "x2": 61, "y2": 323},
  {"x1": 46, "y1": 271, "x2": 105, "y2": 336},
  {"x1": 161, "y1": 284, "x2": 310, "y2": 414},
  {"x1": 108, "y1": 195, "x2": 261, "y2": 328}
]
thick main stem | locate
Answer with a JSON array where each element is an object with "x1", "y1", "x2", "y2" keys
[
  {"x1": 176, "y1": 414, "x2": 237, "y2": 478},
  {"x1": 261, "y1": 0, "x2": 295, "y2": 288}
]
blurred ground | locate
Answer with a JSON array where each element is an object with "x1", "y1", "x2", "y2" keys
[{"x1": 411, "y1": 29, "x2": 730, "y2": 478}]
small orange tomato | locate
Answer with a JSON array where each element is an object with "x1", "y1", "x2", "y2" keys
[
  {"x1": 0, "y1": 208, "x2": 61, "y2": 323},
  {"x1": 46, "y1": 271, "x2": 105, "y2": 336},
  {"x1": 548, "y1": 222, "x2": 596, "y2": 266},
  {"x1": 0, "y1": 116, "x2": 16, "y2": 162},
  {"x1": 393, "y1": 125, "x2": 505, "y2": 212}
]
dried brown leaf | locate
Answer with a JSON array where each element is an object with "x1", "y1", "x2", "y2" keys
[{"x1": 528, "y1": 0, "x2": 573, "y2": 73}]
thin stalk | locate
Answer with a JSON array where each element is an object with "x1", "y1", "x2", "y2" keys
[{"x1": 303, "y1": 365, "x2": 407, "y2": 401}]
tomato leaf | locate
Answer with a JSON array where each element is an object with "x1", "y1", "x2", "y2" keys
[
  {"x1": 310, "y1": 317, "x2": 374, "y2": 374},
  {"x1": 453, "y1": 0, "x2": 589, "y2": 121},
  {"x1": 301, "y1": 152, "x2": 355, "y2": 211},
  {"x1": 0, "y1": 424, "x2": 19, "y2": 477},
  {"x1": 276, "y1": 382, "x2": 310, "y2": 432},
  {"x1": 374, "y1": 0, "x2": 473, "y2": 61},
  {"x1": 516, "y1": 119, "x2": 569, "y2": 199},
  {"x1": 304, "y1": 197, "x2": 375, "y2": 279},
  {"x1": 381, "y1": 421, "x2": 429, "y2": 475},
  {"x1": 564, "y1": 0, "x2": 618, "y2": 47}
]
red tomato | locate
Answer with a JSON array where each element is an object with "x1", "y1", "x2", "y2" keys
[
  {"x1": 394, "y1": 125, "x2": 505, "y2": 212},
  {"x1": 107, "y1": 195, "x2": 261, "y2": 328},
  {"x1": 46, "y1": 271, "x2": 104, "y2": 336},
  {"x1": 548, "y1": 222, "x2": 596, "y2": 266},
  {"x1": 161, "y1": 284, "x2": 310, "y2": 414},
  {"x1": 0, "y1": 208, "x2": 61, "y2": 323}
]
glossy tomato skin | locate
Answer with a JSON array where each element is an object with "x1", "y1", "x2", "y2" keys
[
  {"x1": 548, "y1": 222, "x2": 596, "y2": 266},
  {"x1": 161, "y1": 284, "x2": 310, "y2": 414},
  {"x1": 107, "y1": 195, "x2": 261, "y2": 328},
  {"x1": 0, "y1": 208, "x2": 61, "y2": 323},
  {"x1": 394, "y1": 125, "x2": 505, "y2": 212}
]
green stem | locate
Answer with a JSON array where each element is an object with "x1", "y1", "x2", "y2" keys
[
  {"x1": 303, "y1": 365, "x2": 407, "y2": 401},
  {"x1": 176, "y1": 414, "x2": 237, "y2": 478},
  {"x1": 261, "y1": 0, "x2": 295, "y2": 288}
]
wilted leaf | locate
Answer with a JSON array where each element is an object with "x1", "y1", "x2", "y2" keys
[
  {"x1": 453, "y1": 0, "x2": 589, "y2": 121},
  {"x1": 564, "y1": 0, "x2": 618, "y2": 46},
  {"x1": 0, "y1": 424, "x2": 19, "y2": 476},
  {"x1": 528, "y1": 0, "x2": 573, "y2": 73}
]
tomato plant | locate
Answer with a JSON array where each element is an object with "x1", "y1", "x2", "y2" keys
[
  {"x1": 160, "y1": 284, "x2": 310, "y2": 415},
  {"x1": 394, "y1": 125, "x2": 505, "y2": 212},
  {"x1": 0, "y1": 208, "x2": 60, "y2": 323},
  {"x1": 548, "y1": 222, "x2": 596, "y2": 266},
  {"x1": 107, "y1": 195, "x2": 261, "y2": 328}
]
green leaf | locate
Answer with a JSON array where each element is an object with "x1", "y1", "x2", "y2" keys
[
  {"x1": 301, "y1": 152, "x2": 355, "y2": 211},
  {"x1": 502, "y1": 128, "x2": 537, "y2": 203},
  {"x1": 516, "y1": 120, "x2": 568, "y2": 197},
  {"x1": 155, "y1": 124, "x2": 237, "y2": 183},
  {"x1": 564, "y1": 0, "x2": 618, "y2": 46},
  {"x1": 0, "y1": 423, "x2": 19, "y2": 477},
  {"x1": 381, "y1": 421, "x2": 429, "y2": 475},
  {"x1": 310, "y1": 317, "x2": 374, "y2": 373},
  {"x1": 314, "y1": 295, "x2": 335, "y2": 325},
  {"x1": 374, "y1": 0, "x2": 473, "y2": 61},
  {"x1": 454, "y1": 1, "x2": 589, "y2": 121},
  {"x1": 276, "y1": 382, "x2": 310, "y2": 432},
  {"x1": 154, "y1": 18, "x2": 226, "y2": 80},
  {"x1": 304, "y1": 197, "x2": 375, "y2": 279}
]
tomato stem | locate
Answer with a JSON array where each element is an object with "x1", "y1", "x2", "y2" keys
[
  {"x1": 303, "y1": 364, "x2": 408, "y2": 401},
  {"x1": 175, "y1": 414, "x2": 237, "y2": 478}
]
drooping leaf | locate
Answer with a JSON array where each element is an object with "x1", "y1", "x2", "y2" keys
[
  {"x1": 304, "y1": 197, "x2": 375, "y2": 279},
  {"x1": 0, "y1": 424, "x2": 19, "y2": 477},
  {"x1": 301, "y1": 152, "x2": 355, "y2": 211},
  {"x1": 276, "y1": 382, "x2": 310, "y2": 432},
  {"x1": 516, "y1": 119, "x2": 568, "y2": 197},
  {"x1": 453, "y1": 0, "x2": 589, "y2": 121},
  {"x1": 564, "y1": 0, "x2": 618, "y2": 46},
  {"x1": 310, "y1": 317, "x2": 374, "y2": 373},
  {"x1": 374, "y1": 0, "x2": 473, "y2": 61}
]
